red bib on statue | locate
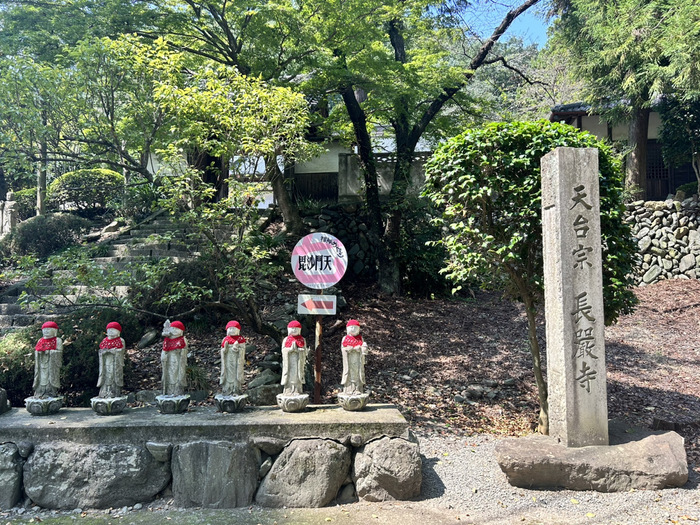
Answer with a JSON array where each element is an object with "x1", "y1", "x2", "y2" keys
[
  {"x1": 35, "y1": 337, "x2": 57, "y2": 352},
  {"x1": 284, "y1": 335, "x2": 306, "y2": 348},
  {"x1": 221, "y1": 335, "x2": 246, "y2": 347},
  {"x1": 100, "y1": 337, "x2": 124, "y2": 350},
  {"x1": 163, "y1": 336, "x2": 186, "y2": 352},
  {"x1": 342, "y1": 335, "x2": 363, "y2": 347}
]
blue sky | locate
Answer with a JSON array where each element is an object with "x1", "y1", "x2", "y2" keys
[
  {"x1": 469, "y1": 2, "x2": 552, "y2": 49},
  {"x1": 505, "y1": 10, "x2": 551, "y2": 47}
]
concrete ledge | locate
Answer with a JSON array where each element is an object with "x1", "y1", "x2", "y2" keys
[{"x1": 0, "y1": 404, "x2": 410, "y2": 444}]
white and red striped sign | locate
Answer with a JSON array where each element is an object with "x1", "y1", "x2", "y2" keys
[
  {"x1": 291, "y1": 233, "x2": 348, "y2": 289},
  {"x1": 297, "y1": 294, "x2": 337, "y2": 315}
]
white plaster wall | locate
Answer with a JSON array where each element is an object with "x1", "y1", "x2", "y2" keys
[{"x1": 294, "y1": 143, "x2": 352, "y2": 174}]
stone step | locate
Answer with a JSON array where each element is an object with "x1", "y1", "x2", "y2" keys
[
  {"x1": 0, "y1": 303, "x2": 24, "y2": 315},
  {"x1": 107, "y1": 243, "x2": 194, "y2": 256},
  {"x1": 106, "y1": 248, "x2": 196, "y2": 259}
]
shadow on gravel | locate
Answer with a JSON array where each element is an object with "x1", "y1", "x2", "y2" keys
[{"x1": 419, "y1": 456, "x2": 446, "y2": 500}]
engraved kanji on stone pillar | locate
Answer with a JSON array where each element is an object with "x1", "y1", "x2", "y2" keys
[{"x1": 541, "y1": 147, "x2": 608, "y2": 447}]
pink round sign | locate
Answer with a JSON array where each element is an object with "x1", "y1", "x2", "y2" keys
[{"x1": 291, "y1": 233, "x2": 348, "y2": 289}]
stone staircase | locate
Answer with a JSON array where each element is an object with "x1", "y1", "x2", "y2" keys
[{"x1": 0, "y1": 213, "x2": 203, "y2": 332}]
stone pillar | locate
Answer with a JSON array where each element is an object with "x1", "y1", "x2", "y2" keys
[{"x1": 541, "y1": 147, "x2": 608, "y2": 447}]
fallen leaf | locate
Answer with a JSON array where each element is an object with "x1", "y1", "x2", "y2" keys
[
  {"x1": 586, "y1": 513, "x2": 596, "y2": 518},
  {"x1": 571, "y1": 498, "x2": 580, "y2": 504}
]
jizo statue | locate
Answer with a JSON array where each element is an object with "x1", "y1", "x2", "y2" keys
[
  {"x1": 97, "y1": 322, "x2": 125, "y2": 398},
  {"x1": 33, "y1": 321, "x2": 63, "y2": 398},
  {"x1": 280, "y1": 320, "x2": 308, "y2": 395},
  {"x1": 161, "y1": 320, "x2": 188, "y2": 396},
  {"x1": 220, "y1": 320, "x2": 246, "y2": 396},
  {"x1": 341, "y1": 319, "x2": 368, "y2": 395}
]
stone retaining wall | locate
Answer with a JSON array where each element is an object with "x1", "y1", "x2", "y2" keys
[
  {"x1": 0, "y1": 405, "x2": 421, "y2": 511},
  {"x1": 626, "y1": 196, "x2": 700, "y2": 285},
  {"x1": 300, "y1": 205, "x2": 376, "y2": 278}
]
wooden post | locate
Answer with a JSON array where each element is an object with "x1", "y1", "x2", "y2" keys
[{"x1": 314, "y1": 315, "x2": 322, "y2": 404}]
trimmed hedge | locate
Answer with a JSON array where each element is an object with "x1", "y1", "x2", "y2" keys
[
  {"x1": 48, "y1": 168, "x2": 124, "y2": 216},
  {"x1": 0, "y1": 213, "x2": 91, "y2": 259}
]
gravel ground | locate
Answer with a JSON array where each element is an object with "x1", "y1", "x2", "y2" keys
[
  {"x1": 417, "y1": 431, "x2": 700, "y2": 525},
  {"x1": 2, "y1": 431, "x2": 698, "y2": 525}
]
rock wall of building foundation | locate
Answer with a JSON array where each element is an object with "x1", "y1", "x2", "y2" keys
[{"x1": 627, "y1": 196, "x2": 700, "y2": 285}]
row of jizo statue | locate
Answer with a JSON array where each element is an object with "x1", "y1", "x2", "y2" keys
[{"x1": 24, "y1": 319, "x2": 369, "y2": 416}]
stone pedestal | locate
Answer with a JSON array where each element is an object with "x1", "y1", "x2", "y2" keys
[
  {"x1": 214, "y1": 394, "x2": 248, "y2": 413},
  {"x1": 338, "y1": 393, "x2": 369, "y2": 411},
  {"x1": 91, "y1": 396, "x2": 128, "y2": 416},
  {"x1": 495, "y1": 423, "x2": 688, "y2": 492},
  {"x1": 156, "y1": 395, "x2": 190, "y2": 414},
  {"x1": 25, "y1": 396, "x2": 62, "y2": 416},
  {"x1": 541, "y1": 147, "x2": 608, "y2": 447},
  {"x1": 276, "y1": 393, "x2": 309, "y2": 413},
  {"x1": 0, "y1": 388, "x2": 10, "y2": 415}
]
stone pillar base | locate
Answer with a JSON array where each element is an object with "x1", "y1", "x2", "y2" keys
[
  {"x1": 91, "y1": 396, "x2": 128, "y2": 416},
  {"x1": 276, "y1": 393, "x2": 309, "y2": 413},
  {"x1": 495, "y1": 424, "x2": 688, "y2": 492},
  {"x1": 156, "y1": 395, "x2": 190, "y2": 414},
  {"x1": 25, "y1": 396, "x2": 62, "y2": 416},
  {"x1": 338, "y1": 393, "x2": 369, "y2": 411},
  {"x1": 214, "y1": 394, "x2": 248, "y2": 413}
]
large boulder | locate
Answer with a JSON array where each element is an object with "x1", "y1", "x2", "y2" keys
[
  {"x1": 255, "y1": 438, "x2": 350, "y2": 508},
  {"x1": 495, "y1": 431, "x2": 688, "y2": 492},
  {"x1": 24, "y1": 442, "x2": 170, "y2": 509},
  {"x1": 352, "y1": 436, "x2": 422, "y2": 502},
  {"x1": 172, "y1": 441, "x2": 259, "y2": 508},
  {"x1": 0, "y1": 443, "x2": 22, "y2": 509}
]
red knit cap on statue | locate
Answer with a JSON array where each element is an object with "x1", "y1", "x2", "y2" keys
[
  {"x1": 106, "y1": 322, "x2": 122, "y2": 332},
  {"x1": 346, "y1": 319, "x2": 360, "y2": 327},
  {"x1": 42, "y1": 321, "x2": 59, "y2": 330},
  {"x1": 170, "y1": 321, "x2": 185, "y2": 332},
  {"x1": 226, "y1": 320, "x2": 241, "y2": 330},
  {"x1": 287, "y1": 320, "x2": 302, "y2": 329}
]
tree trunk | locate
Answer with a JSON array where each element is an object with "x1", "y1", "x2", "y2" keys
[
  {"x1": 0, "y1": 164, "x2": 7, "y2": 201},
  {"x1": 265, "y1": 154, "x2": 304, "y2": 235},
  {"x1": 340, "y1": 85, "x2": 383, "y2": 242},
  {"x1": 523, "y1": 291, "x2": 549, "y2": 435},
  {"x1": 378, "y1": 147, "x2": 413, "y2": 295},
  {"x1": 625, "y1": 107, "x2": 650, "y2": 199},
  {"x1": 37, "y1": 141, "x2": 47, "y2": 216}
]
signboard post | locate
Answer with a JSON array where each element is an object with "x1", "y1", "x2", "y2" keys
[{"x1": 291, "y1": 234, "x2": 348, "y2": 403}]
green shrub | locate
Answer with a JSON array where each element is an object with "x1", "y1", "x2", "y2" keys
[
  {"x1": 13, "y1": 188, "x2": 39, "y2": 221},
  {"x1": 109, "y1": 182, "x2": 161, "y2": 222},
  {"x1": 397, "y1": 195, "x2": 450, "y2": 297},
  {"x1": 0, "y1": 213, "x2": 91, "y2": 259},
  {"x1": 0, "y1": 328, "x2": 36, "y2": 406},
  {"x1": 676, "y1": 181, "x2": 697, "y2": 196},
  {"x1": 425, "y1": 120, "x2": 638, "y2": 325},
  {"x1": 48, "y1": 168, "x2": 124, "y2": 216}
]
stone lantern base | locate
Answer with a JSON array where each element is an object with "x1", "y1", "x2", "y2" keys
[
  {"x1": 156, "y1": 395, "x2": 190, "y2": 414},
  {"x1": 91, "y1": 396, "x2": 128, "y2": 416},
  {"x1": 214, "y1": 394, "x2": 248, "y2": 413},
  {"x1": 338, "y1": 393, "x2": 370, "y2": 411},
  {"x1": 276, "y1": 393, "x2": 309, "y2": 413},
  {"x1": 25, "y1": 396, "x2": 63, "y2": 416}
]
